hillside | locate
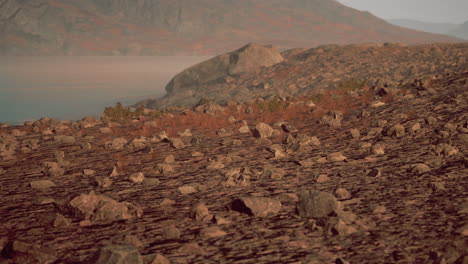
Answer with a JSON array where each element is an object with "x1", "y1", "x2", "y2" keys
[
  {"x1": 0, "y1": 62, "x2": 467, "y2": 263},
  {"x1": 0, "y1": 0, "x2": 461, "y2": 55},
  {"x1": 139, "y1": 42, "x2": 468, "y2": 109}
]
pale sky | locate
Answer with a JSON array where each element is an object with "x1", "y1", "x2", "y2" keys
[{"x1": 337, "y1": 0, "x2": 468, "y2": 24}]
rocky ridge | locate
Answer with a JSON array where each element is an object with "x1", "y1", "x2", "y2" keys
[
  {"x1": 0, "y1": 67, "x2": 467, "y2": 263},
  {"x1": 140, "y1": 42, "x2": 468, "y2": 109}
]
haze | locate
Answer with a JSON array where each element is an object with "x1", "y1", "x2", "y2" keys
[
  {"x1": 338, "y1": 0, "x2": 468, "y2": 23},
  {"x1": 0, "y1": 56, "x2": 209, "y2": 124}
]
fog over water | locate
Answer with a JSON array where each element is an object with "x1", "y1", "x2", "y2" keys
[{"x1": 0, "y1": 56, "x2": 210, "y2": 125}]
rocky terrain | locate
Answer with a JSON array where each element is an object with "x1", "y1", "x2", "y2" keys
[
  {"x1": 0, "y1": 0, "x2": 460, "y2": 55},
  {"x1": 0, "y1": 51, "x2": 467, "y2": 263},
  {"x1": 140, "y1": 42, "x2": 468, "y2": 109}
]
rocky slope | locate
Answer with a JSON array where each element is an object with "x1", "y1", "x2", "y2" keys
[
  {"x1": 0, "y1": 0, "x2": 461, "y2": 55},
  {"x1": 0, "y1": 64, "x2": 467, "y2": 263},
  {"x1": 140, "y1": 42, "x2": 468, "y2": 109}
]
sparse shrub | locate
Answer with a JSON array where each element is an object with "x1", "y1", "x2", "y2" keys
[
  {"x1": 103, "y1": 102, "x2": 134, "y2": 122},
  {"x1": 335, "y1": 78, "x2": 368, "y2": 92},
  {"x1": 256, "y1": 99, "x2": 290, "y2": 113}
]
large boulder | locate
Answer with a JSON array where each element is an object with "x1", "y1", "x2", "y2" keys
[{"x1": 165, "y1": 43, "x2": 284, "y2": 96}]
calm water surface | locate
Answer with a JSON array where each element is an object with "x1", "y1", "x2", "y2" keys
[{"x1": 0, "y1": 56, "x2": 210, "y2": 125}]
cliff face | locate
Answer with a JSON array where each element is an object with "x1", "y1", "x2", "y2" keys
[{"x1": 0, "y1": 0, "x2": 461, "y2": 55}]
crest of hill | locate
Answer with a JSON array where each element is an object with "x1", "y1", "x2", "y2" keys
[
  {"x1": 139, "y1": 42, "x2": 468, "y2": 109},
  {"x1": 0, "y1": 0, "x2": 461, "y2": 55},
  {"x1": 166, "y1": 43, "x2": 284, "y2": 96}
]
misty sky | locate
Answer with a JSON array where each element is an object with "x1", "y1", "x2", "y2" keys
[{"x1": 337, "y1": 0, "x2": 468, "y2": 24}]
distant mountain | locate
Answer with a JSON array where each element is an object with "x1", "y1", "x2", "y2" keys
[
  {"x1": 0, "y1": 0, "x2": 461, "y2": 55},
  {"x1": 450, "y1": 20, "x2": 468, "y2": 40},
  {"x1": 387, "y1": 19, "x2": 459, "y2": 35},
  {"x1": 388, "y1": 18, "x2": 468, "y2": 40}
]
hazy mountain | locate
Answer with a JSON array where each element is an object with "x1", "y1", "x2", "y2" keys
[
  {"x1": 0, "y1": 0, "x2": 460, "y2": 55},
  {"x1": 387, "y1": 19, "x2": 459, "y2": 35},
  {"x1": 450, "y1": 20, "x2": 468, "y2": 40}
]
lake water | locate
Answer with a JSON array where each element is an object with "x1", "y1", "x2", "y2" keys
[{"x1": 0, "y1": 56, "x2": 210, "y2": 125}]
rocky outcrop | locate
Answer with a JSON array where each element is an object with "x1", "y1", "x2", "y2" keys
[
  {"x1": 165, "y1": 43, "x2": 283, "y2": 96},
  {"x1": 139, "y1": 42, "x2": 468, "y2": 109}
]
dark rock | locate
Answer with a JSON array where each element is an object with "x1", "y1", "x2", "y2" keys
[
  {"x1": 297, "y1": 191, "x2": 338, "y2": 218},
  {"x1": 232, "y1": 197, "x2": 282, "y2": 217}
]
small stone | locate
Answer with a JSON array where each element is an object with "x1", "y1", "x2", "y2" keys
[
  {"x1": 177, "y1": 242, "x2": 206, "y2": 255},
  {"x1": 100, "y1": 127, "x2": 112, "y2": 134},
  {"x1": 281, "y1": 123, "x2": 298, "y2": 133},
  {"x1": 206, "y1": 161, "x2": 224, "y2": 170},
  {"x1": 411, "y1": 163, "x2": 431, "y2": 174},
  {"x1": 94, "y1": 244, "x2": 143, "y2": 264},
  {"x1": 310, "y1": 136, "x2": 321, "y2": 146},
  {"x1": 216, "y1": 128, "x2": 232, "y2": 137},
  {"x1": 162, "y1": 225, "x2": 181, "y2": 240},
  {"x1": 335, "y1": 188, "x2": 351, "y2": 200},
  {"x1": 192, "y1": 151, "x2": 204, "y2": 157},
  {"x1": 150, "y1": 254, "x2": 170, "y2": 264},
  {"x1": 106, "y1": 138, "x2": 127, "y2": 150},
  {"x1": 386, "y1": 124, "x2": 405, "y2": 137},
  {"x1": 297, "y1": 158, "x2": 315, "y2": 167},
  {"x1": 190, "y1": 203, "x2": 210, "y2": 221},
  {"x1": 178, "y1": 185, "x2": 197, "y2": 195},
  {"x1": 30, "y1": 180, "x2": 56, "y2": 189},
  {"x1": 54, "y1": 151, "x2": 65, "y2": 164},
  {"x1": 129, "y1": 172, "x2": 145, "y2": 183},
  {"x1": 367, "y1": 168, "x2": 382, "y2": 177},
  {"x1": 178, "y1": 129, "x2": 192, "y2": 137},
  {"x1": 157, "y1": 164, "x2": 174, "y2": 174},
  {"x1": 213, "y1": 215, "x2": 232, "y2": 225},
  {"x1": 429, "y1": 181, "x2": 445, "y2": 191},
  {"x1": 239, "y1": 126, "x2": 251, "y2": 134},
  {"x1": 95, "y1": 176, "x2": 113, "y2": 188},
  {"x1": 109, "y1": 166, "x2": 119, "y2": 177},
  {"x1": 253, "y1": 123, "x2": 274, "y2": 138},
  {"x1": 333, "y1": 220, "x2": 358, "y2": 236},
  {"x1": 262, "y1": 166, "x2": 285, "y2": 180},
  {"x1": 41, "y1": 162, "x2": 65, "y2": 177},
  {"x1": 53, "y1": 213, "x2": 71, "y2": 227},
  {"x1": 143, "y1": 178, "x2": 160, "y2": 186},
  {"x1": 34, "y1": 196, "x2": 55, "y2": 205},
  {"x1": 349, "y1": 128, "x2": 361, "y2": 139},
  {"x1": 123, "y1": 235, "x2": 143, "y2": 248},
  {"x1": 232, "y1": 197, "x2": 282, "y2": 217},
  {"x1": 371, "y1": 205, "x2": 387, "y2": 214},
  {"x1": 316, "y1": 174, "x2": 330, "y2": 183},
  {"x1": 163, "y1": 155, "x2": 175, "y2": 164},
  {"x1": 199, "y1": 226, "x2": 227, "y2": 238},
  {"x1": 160, "y1": 198, "x2": 176, "y2": 206},
  {"x1": 83, "y1": 169, "x2": 95, "y2": 176},
  {"x1": 411, "y1": 123, "x2": 421, "y2": 132},
  {"x1": 327, "y1": 152, "x2": 347, "y2": 162},
  {"x1": 169, "y1": 138, "x2": 185, "y2": 149},
  {"x1": 371, "y1": 144, "x2": 385, "y2": 155},
  {"x1": 297, "y1": 190, "x2": 338, "y2": 218}
]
